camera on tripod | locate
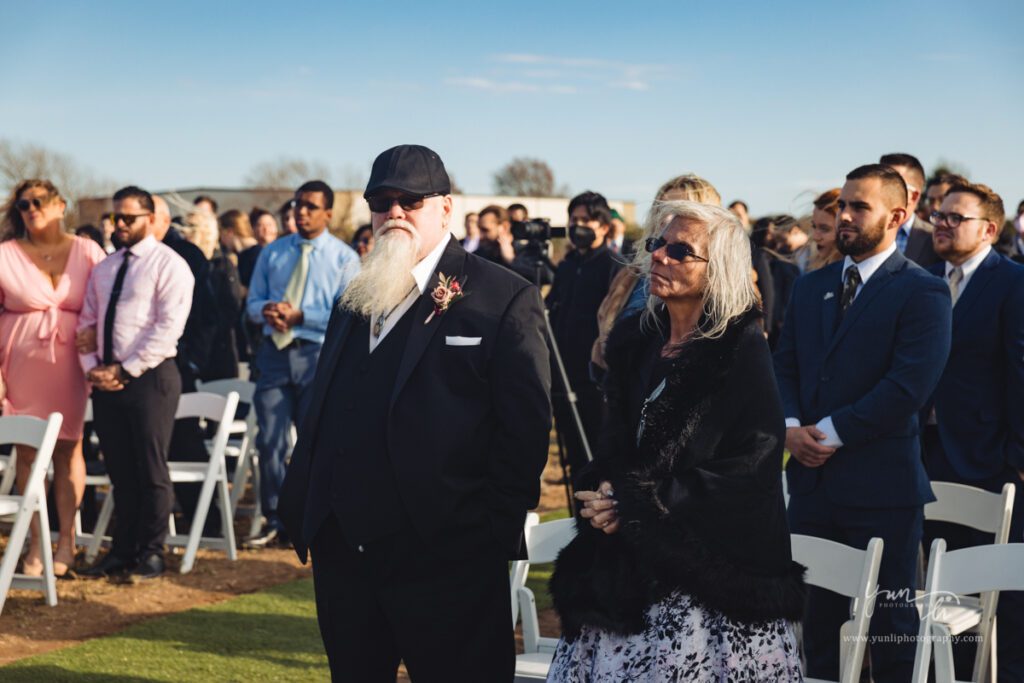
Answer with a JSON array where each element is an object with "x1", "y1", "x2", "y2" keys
[{"x1": 511, "y1": 219, "x2": 567, "y2": 245}]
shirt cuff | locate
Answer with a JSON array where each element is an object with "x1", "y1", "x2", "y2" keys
[
  {"x1": 80, "y1": 354, "x2": 99, "y2": 374},
  {"x1": 785, "y1": 418, "x2": 801, "y2": 429},
  {"x1": 815, "y1": 416, "x2": 844, "y2": 448},
  {"x1": 120, "y1": 358, "x2": 145, "y2": 378}
]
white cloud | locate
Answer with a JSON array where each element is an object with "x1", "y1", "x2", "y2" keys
[{"x1": 443, "y1": 77, "x2": 577, "y2": 94}]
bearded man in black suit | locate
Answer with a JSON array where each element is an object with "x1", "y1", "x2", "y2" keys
[{"x1": 278, "y1": 144, "x2": 552, "y2": 681}]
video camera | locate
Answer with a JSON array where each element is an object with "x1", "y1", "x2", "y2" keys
[{"x1": 511, "y1": 219, "x2": 567, "y2": 244}]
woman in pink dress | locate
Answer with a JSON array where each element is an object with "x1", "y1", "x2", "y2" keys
[{"x1": 0, "y1": 179, "x2": 106, "y2": 577}]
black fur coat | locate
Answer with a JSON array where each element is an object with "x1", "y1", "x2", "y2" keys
[{"x1": 550, "y1": 309, "x2": 806, "y2": 638}]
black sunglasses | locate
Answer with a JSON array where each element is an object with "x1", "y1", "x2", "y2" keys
[
  {"x1": 366, "y1": 193, "x2": 440, "y2": 213},
  {"x1": 15, "y1": 197, "x2": 50, "y2": 212},
  {"x1": 109, "y1": 212, "x2": 151, "y2": 226},
  {"x1": 644, "y1": 236, "x2": 708, "y2": 263},
  {"x1": 930, "y1": 211, "x2": 986, "y2": 229}
]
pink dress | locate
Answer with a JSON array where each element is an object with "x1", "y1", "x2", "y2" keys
[{"x1": 0, "y1": 237, "x2": 107, "y2": 440}]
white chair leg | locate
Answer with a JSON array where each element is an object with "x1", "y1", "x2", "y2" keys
[
  {"x1": 0, "y1": 494, "x2": 36, "y2": 615},
  {"x1": 180, "y1": 474, "x2": 218, "y2": 574},
  {"x1": 933, "y1": 624, "x2": 956, "y2": 683},
  {"x1": 248, "y1": 456, "x2": 263, "y2": 539},
  {"x1": 37, "y1": 504, "x2": 57, "y2": 606},
  {"x1": 87, "y1": 490, "x2": 114, "y2": 563},
  {"x1": 228, "y1": 446, "x2": 250, "y2": 516},
  {"x1": 218, "y1": 478, "x2": 237, "y2": 561},
  {"x1": 989, "y1": 618, "x2": 998, "y2": 683}
]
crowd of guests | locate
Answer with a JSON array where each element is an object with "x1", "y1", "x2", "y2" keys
[{"x1": 0, "y1": 149, "x2": 1023, "y2": 680}]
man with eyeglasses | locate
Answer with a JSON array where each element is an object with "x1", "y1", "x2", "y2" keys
[
  {"x1": 277, "y1": 144, "x2": 551, "y2": 680},
  {"x1": 244, "y1": 180, "x2": 360, "y2": 548},
  {"x1": 922, "y1": 181, "x2": 1024, "y2": 682},
  {"x1": 77, "y1": 185, "x2": 195, "y2": 579},
  {"x1": 879, "y1": 153, "x2": 940, "y2": 267}
]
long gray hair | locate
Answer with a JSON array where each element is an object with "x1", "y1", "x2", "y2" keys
[{"x1": 641, "y1": 200, "x2": 757, "y2": 340}]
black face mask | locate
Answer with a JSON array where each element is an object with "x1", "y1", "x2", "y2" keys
[{"x1": 569, "y1": 224, "x2": 597, "y2": 249}]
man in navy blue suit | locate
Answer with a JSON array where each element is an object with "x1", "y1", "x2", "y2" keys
[
  {"x1": 774, "y1": 164, "x2": 952, "y2": 683},
  {"x1": 923, "y1": 180, "x2": 1024, "y2": 682}
]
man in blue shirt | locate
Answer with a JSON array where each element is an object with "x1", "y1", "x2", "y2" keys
[{"x1": 245, "y1": 180, "x2": 360, "y2": 547}]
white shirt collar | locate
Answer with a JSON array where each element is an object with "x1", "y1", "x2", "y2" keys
[
  {"x1": 122, "y1": 234, "x2": 157, "y2": 258},
  {"x1": 411, "y1": 232, "x2": 452, "y2": 294},
  {"x1": 945, "y1": 245, "x2": 991, "y2": 282},
  {"x1": 899, "y1": 215, "x2": 915, "y2": 233},
  {"x1": 842, "y1": 241, "x2": 898, "y2": 285}
]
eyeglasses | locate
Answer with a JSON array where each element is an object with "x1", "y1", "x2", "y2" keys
[
  {"x1": 930, "y1": 211, "x2": 986, "y2": 229},
  {"x1": 644, "y1": 236, "x2": 709, "y2": 263},
  {"x1": 15, "y1": 197, "x2": 50, "y2": 212},
  {"x1": 109, "y1": 212, "x2": 152, "y2": 226},
  {"x1": 366, "y1": 193, "x2": 440, "y2": 213}
]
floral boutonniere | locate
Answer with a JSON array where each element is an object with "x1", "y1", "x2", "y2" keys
[{"x1": 424, "y1": 272, "x2": 467, "y2": 324}]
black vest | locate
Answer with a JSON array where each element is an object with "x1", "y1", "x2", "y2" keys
[{"x1": 306, "y1": 308, "x2": 415, "y2": 548}]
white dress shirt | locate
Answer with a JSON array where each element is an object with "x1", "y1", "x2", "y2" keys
[
  {"x1": 368, "y1": 232, "x2": 451, "y2": 353},
  {"x1": 785, "y1": 242, "x2": 899, "y2": 448},
  {"x1": 944, "y1": 245, "x2": 991, "y2": 302}
]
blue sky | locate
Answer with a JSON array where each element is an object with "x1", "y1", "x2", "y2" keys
[{"x1": 2, "y1": 0, "x2": 1022, "y2": 217}]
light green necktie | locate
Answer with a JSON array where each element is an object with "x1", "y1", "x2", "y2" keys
[{"x1": 273, "y1": 241, "x2": 314, "y2": 349}]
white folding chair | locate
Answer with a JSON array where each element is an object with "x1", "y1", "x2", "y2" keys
[
  {"x1": 196, "y1": 378, "x2": 261, "y2": 538},
  {"x1": 0, "y1": 443, "x2": 16, "y2": 496},
  {"x1": 0, "y1": 413, "x2": 63, "y2": 614},
  {"x1": 512, "y1": 514, "x2": 577, "y2": 681},
  {"x1": 913, "y1": 540, "x2": 1024, "y2": 683},
  {"x1": 791, "y1": 534, "x2": 884, "y2": 683},
  {"x1": 75, "y1": 400, "x2": 114, "y2": 554},
  {"x1": 913, "y1": 482, "x2": 1016, "y2": 683},
  {"x1": 84, "y1": 392, "x2": 240, "y2": 573}
]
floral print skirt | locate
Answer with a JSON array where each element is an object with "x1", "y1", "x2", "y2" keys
[{"x1": 547, "y1": 591, "x2": 803, "y2": 682}]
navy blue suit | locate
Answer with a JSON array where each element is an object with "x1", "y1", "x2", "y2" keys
[
  {"x1": 774, "y1": 248, "x2": 952, "y2": 683},
  {"x1": 923, "y1": 248, "x2": 1024, "y2": 682}
]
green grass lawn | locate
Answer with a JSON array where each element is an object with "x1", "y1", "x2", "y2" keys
[{"x1": 3, "y1": 579, "x2": 329, "y2": 682}]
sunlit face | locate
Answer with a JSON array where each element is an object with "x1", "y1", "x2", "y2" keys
[
  {"x1": 294, "y1": 191, "x2": 332, "y2": 239},
  {"x1": 353, "y1": 229, "x2": 374, "y2": 258},
  {"x1": 811, "y1": 207, "x2": 837, "y2": 254},
  {"x1": 255, "y1": 214, "x2": 279, "y2": 246},
  {"x1": 932, "y1": 192, "x2": 996, "y2": 263},
  {"x1": 835, "y1": 178, "x2": 903, "y2": 259},
  {"x1": 648, "y1": 216, "x2": 709, "y2": 303},
  {"x1": 925, "y1": 183, "x2": 951, "y2": 217},
  {"x1": 17, "y1": 186, "x2": 65, "y2": 234},
  {"x1": 477, "y1": 212, "x2": 507, "y2": 242},
  {"x1": 369, "y1": 190, "x2": 452, "y2": 260},
  {"x1": 111, "y1": 197, "x2": 154, "y2": 248}
]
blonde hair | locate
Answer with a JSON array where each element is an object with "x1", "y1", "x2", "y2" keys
[
  {"x1": 181, "y1": 210, "x2": 219, "y2": 259},
  {"x1": 641, "y1": 200, "x2": 757, "y2": 340}
]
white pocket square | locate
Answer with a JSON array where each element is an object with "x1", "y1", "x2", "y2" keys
[
  {"x1": 823, "y1": 292, "x2": 835, "y2": 300},
  {"x1": 445, "y1": 336, "x2": 482, "y2": 347}
]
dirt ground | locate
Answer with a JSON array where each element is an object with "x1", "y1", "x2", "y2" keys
[{"x1": 0, "y1": 434, "x2": 570, "y2": 668}]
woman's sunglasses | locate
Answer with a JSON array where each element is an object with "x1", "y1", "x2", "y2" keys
[
  {"x1": 15, "y1": 197, "x2": 51, "y2": 212},
  {"x1": 366, "y1": 193, "x2": 440, "y2": 213},
  {"x1": 644, "y1": 236, "x2": 708, "y2": 263}
]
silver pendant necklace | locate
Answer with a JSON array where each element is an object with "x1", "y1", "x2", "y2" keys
[{"x1": 373, "y1": 286, "x2": 418, "y2": 337}]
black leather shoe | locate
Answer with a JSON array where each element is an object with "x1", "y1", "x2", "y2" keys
[
  {"x1": 243, "y1": 527, "x2": 289, "y2": 549},
  {"x1": 131, "y1": 554, "x2": 165, "y2": 579},
  {"x1": 78, "y1": 554, "x2": 133, "y2": 579}
]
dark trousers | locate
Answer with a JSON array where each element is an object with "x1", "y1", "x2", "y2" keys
[
  {"x1": 91, "y1": 359, "x2": 180, "y2": 561},
  {"x1": 169, "y1": 359, "x2": 220, "y2": 535},
  {"x1": 922, "y1": 426, "x2": 1024, "y2": 683},
  {"x1": 310, "y1": 516, "x2": 513, "y2": 682},
  {"x1": 788, "y1": 486, "x2": 923, "y2": 683}
]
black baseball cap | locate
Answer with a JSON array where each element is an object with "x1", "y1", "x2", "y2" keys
[{"x1": 364, "y1": 144, "x2": 451, "y2": 198}]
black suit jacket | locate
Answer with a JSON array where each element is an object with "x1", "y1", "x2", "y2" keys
[
  {"x1": 904, "y1": 216, "x2": 940, "y2": 268},
  {"x1": 279, "y1": 236, "x2": 552, "y2": 562}
]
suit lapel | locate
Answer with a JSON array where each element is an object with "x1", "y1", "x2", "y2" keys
[
  {"x1": 304, "y1": 309, "x2": 355, "y2": 431},
  {"x1": 820, "y1": 264, "x2": 842, "y2": 346},
  {"x1": 826, "y1": 250, "x2": 904, "y2": 356},
  {"x1": 952, "y1": 249, "x2": 1001, "y2": 333},
  {"x1": 389, "y1": 236, "x2": 467, "y2": 407}
]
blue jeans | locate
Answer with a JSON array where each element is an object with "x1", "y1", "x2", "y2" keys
[{"x1": 253, "y1": 339, "x2": 321, "y2": 531}]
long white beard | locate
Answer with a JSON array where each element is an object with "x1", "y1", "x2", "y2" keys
[{"x1": 339, "y1": 220, "x2": 421, "y2": 318}]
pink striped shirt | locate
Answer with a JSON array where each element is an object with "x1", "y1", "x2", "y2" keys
[{"x1": 78, "y1": 235, "x2": 194, "y2": 377}]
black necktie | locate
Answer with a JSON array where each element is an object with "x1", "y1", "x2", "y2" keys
[
  {"x1": 839, "y1": 264, "x2": 861, "y2": 319},
  {"x1": 103, "y1": 251, "x2": 132, "y2": 365}
]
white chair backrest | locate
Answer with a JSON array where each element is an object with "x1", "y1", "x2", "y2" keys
[
  {"x1": 84, "y1": 400, "x2": 93, "y2": 423},
  {"x1": 175, "y1": 392, "x2": 239, "y2": 457},
  {"x1": 526, "y1": 517, "x2": 577, "y2": 564},
  {"x1": 196, "y1": 379, "x2": 255, "y2": 405},
  {"x1": 929, "y1": 540, "x2": 1024, "y2": 596},
  {"x1": 0, "y1": 414, "x2": 63, "y2": 497},
  {"x1": 925, "y1": 481, "x2": 1014, "y2": 539},
  {"x1": 791, "y1": 534, "x2": 882, "y2": 598}
]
